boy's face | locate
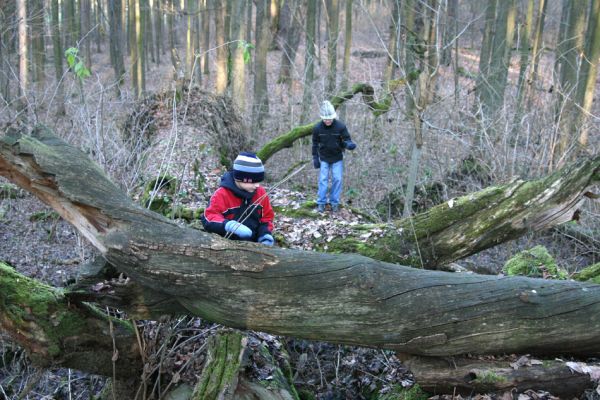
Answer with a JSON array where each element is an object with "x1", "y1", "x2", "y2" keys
[
  {"x1": 323, "y1": 119, "x2": 333, "y2": 126},
  {"x1": 235, "y1": 180, "x2": 260, "y2": 193}
]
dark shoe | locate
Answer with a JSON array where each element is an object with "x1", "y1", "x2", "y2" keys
[
  {"x1": 317, "y1": 204, "x2": 325, "y2": 213},
  {"x1": 331, "y1": 204, "x2": 340, "y2": 212}
]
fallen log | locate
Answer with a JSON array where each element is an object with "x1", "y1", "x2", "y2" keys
[
  {"x1": 326, "y1": 156, "x2": 600, "y2": 268},
  {"x1": 404, "y1": 355, "x2": 600, "y2": 398},
  {"x1": 1, "y1": 127, "x2": 600, "y2": 360}
]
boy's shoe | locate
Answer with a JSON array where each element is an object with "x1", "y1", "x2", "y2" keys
[
  {"x1": 331, "y1": 204, "x2": 339, "y2": 212},
  {"x1": 317, "y1": 204, "x2": 325, "y2": 213}
]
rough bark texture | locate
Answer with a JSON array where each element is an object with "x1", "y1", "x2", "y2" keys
[
  {"x1": 2, "y1": 127, "x2": 600, "y2": 360},
  {"x1": 327, "y1": 156, "x2": 600, "y2": 268},
  {"x1": 405, "y1": 356, "x2": 599, "y2": 398},
  {"x1": 0, "y1": 262, "x2": 141, "y2": 377}
]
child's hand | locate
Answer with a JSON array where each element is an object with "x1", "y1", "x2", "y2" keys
[
  {"x1": 258, "y1": 234, "x2": 274, "y2": 246},
  {"x1": 225, "y1": 220, "x2": 253, "y2": 239},
  {"x1": 344, "y1": 140, "x2": 356, "y2": 150},
  {"x1": 313, "y1": 156, "x2": 320, "y2": 169}
]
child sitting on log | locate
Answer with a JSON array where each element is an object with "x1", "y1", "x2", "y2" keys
[{"x1": 201, "y1": 152, "x2": 275, "y2": 246}]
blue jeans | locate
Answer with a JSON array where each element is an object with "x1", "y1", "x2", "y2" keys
[{"x1": 317, "y1": 160, "x2": 343, "y2": 206}]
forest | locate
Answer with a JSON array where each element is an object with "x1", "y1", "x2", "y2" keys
[{"x1": 0, "y1": 0, "x2": 599, "y2": 399}]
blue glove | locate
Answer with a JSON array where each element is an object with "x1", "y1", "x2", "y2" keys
[
  {"x1": 313, "y1": 157, "x2": 320, "y2": 169},
  {"x1": 225, "y1": 220, "x2": 253, "y2": 239},
  {"x1": 344, "y1": 140, "x2": 356, "y2": 150},
  {"x1": 258, "y1": 233, "x2": 274, "y2": 246}
]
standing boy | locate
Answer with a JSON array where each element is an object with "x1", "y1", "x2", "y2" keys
[
  {"x1": 312, "y1": 100, "x2": 357, "y2": 212},
  {"x1": 201, "y1": 152, "x2": 275, "y2": 245}
]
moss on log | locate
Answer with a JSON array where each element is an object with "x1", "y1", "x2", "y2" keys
[
  {"x1": 405, "y1": 356, "x2": 600, "y2": 398},
  {"x1": 2, "y1": 129, "x2": 600, "y2": 359},
  {"x1": 192, "y1": 331, "x2": 298, "y2": 400},
  {"x1": 328, "y1": 157, "x2": 600, "y2": 268},
  {"x1": 0, "y1": 262, "x2": 141, "y2": 377}
]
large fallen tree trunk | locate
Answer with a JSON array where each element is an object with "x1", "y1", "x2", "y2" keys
[
  {"x1": 1, "y1": 127, "x2": 600, "y2": 360},
  {"x1": 326, "y1": 157, "x2": 600, "y2": 268}
]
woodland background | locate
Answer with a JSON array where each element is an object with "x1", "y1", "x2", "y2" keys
[{"x1": 1, "y1": 0, "x2": 600, "y2": 399}]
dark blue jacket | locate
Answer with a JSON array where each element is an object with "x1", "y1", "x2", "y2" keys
[{"x1": 312, "y1": 120, "x2": 352, "y2": 163}]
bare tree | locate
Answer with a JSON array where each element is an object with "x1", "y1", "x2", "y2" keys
[
  {"x1": 301, "y1": 0, "x2": 317, "y2": 122},
  {"x1": 252, "y1": 0, "x2": 270, "y2": 130},
  {"x1": 325, "y1": 0, "x2": 340, "y2": 95},
  {"x1": 17, "y1": 0, "x2": 27, "y2": 119}
]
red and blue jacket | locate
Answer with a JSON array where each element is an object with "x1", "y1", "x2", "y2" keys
[{"x1": 201, "y1": 171, "x2": 274, "y2": 241}]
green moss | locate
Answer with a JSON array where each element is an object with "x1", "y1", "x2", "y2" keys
[
  {"x1": 0, "y1": 183, "x2": 20, "y2": 199},
  {"x1": 503, "y1": 245, "x2": 567, "y2": 279},
  {"x1": 193, "y1": 331, "x2": 244, "y2": 400},
  {"x1": 378, "y1": 384, "x2": 429, "y2": 400},
  {"x1": 273, "y1": 205, "x2": 319, "y2": 219},
  {"x1": 29, "y1": 210, "x2": 60, "y2": 222},
  {"x1": 473, "y1": 371, "x2": 507, "y2": 384},
  {"x1": 574, "y1": 263, "x2": 600, "y2": 284},
  {"x1": 297, "y1": 389, "x2": 316, "y2": 400},
  {"x1": 140, "y1": 175, "x2": 178, "y2": 213}
]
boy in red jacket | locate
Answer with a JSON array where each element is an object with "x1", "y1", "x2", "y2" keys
[{"x1": 201, "y1": 152, "x2": 275, "y2": 246}]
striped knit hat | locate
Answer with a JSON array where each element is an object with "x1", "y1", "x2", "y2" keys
[{"x1": 233, "y1": 152, "x2": 265, "y2": 183}]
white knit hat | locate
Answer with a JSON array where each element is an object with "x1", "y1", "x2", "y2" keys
[{"x1": 319, "y1": 100, "x2": 337, "y2": 120}]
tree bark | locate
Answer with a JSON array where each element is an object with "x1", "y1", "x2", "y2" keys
[
  {"x1": 17, "y1": 0, "x2": 28, "y2": 119},
  {"x1": 1, "y1": 127, "x2": 600, "y2": 359},
  {"x1": 231, "y1": 0, "x2": 247, "y2": 109},
  {"x1": 252, "y1": 0, "x2": 270, "y2": 130},
  {"x1": 325, "y1": 0, "x2": 339, "y2": 95},
  {"x1": 300, "y1": 0, "x2": 316, "y2": 123},
  {"x1": 51, "y1": 0, "x2": 66, "y2": 114},
  {"x1": 405, "y1": 356, "x2": 600, "y2": 398},
  {"x1": 0, "y1": 262, "x2": 141, "y2": 378},
  {"x1": 327, "y1": 155, "x2": 599, "y2": 268}
]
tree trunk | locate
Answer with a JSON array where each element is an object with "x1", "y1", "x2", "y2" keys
[
  {"x1": 325, "y1": 0, "x2": 339, "y2": 95},
  {"x1": 575, "y1": 0, "x2": 600, "y2": 150},
  {"x1": 300, "y1": 0, "x2": 317, "y2": 123},
  {"x1": 1, "y1": 128, "x2": 600, "y2": 359},
  {"x1": 17, "y1": 0, "x2": 28, "y2": 119},
  {"x1": 512, "y1": 0, "x2": 534, "y2": 132},
  {"x1": 553, "y1": 0, "x2": 587, "y2": 168},
  {"x1": 338, "y1": 0, "x2": 352, "y2": 121},
  {"x1": 215, "y1": 0, "x2": 227, "y2": 94},
  {"x1": 276, "y1": 0, "x2": 302, "y2": 85},
  {"x1": 327, "y1": 155, "x2": 600, "y2": 269},
  {"x1": 81, "y1": 0, "x2": 92, "y2": 68},
  {"x1": 405, "y1": 356, "x2": 600, "y2": 398},
  {"x1": 252, "y1": 0, "x2": 270, "y2": 130},
  {"x1": 231, "y1": 0, "x2": 247, "y2": 109},
  {"x1": 0, "y1": 3, "x2": 12, "y2": 105},
  {"x1": 186, "y1": 0, "x2": 198, "y2": 84},
  {"x1": 51, "y1": 0, "x2": 66, "y2": 115},
  {"x1": 525, "y1": 0, "x2": 547, "y2": 109},
  {"x1": 109, "y1": 0, "x2": 126, "y2": 95},
  {"x1": 201, "y1": 0, "x2": 210, "y2": 76},
  {"x1": 383, "y1": 0, "x2": 400, "y2": 84},
  {"x1": 475, "y1": 0, "x2": 496, "y2": 119},
  {"x1": 129, "y1": 0, "x2": 139, "y2": 96},
  {"x1": 482, "y1": 0, "x2": 516, "y2": 118},
  {"x1": 30, "y1": 0, "x2": 45, "y2": 84}
]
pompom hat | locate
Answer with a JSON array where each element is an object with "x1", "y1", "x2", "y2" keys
[{"x1": 233, "y1": 152, "x2": 265, "y2": 183}]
